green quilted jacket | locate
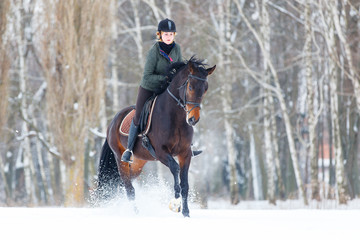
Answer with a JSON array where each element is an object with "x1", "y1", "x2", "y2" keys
[{"x1": 140, "y1": 42, "x2": 182, "y2": 93}]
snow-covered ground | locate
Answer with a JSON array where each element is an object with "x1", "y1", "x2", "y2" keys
[
  {"x1": 1, "y1": 206, "x2": 359, "y2": 240},
  {"x1": 1, "y1": 184, "x2": 360, "y2": 240}
]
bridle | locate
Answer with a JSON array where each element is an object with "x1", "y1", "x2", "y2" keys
[{"x1": 167, "y1": 74, "x2": 207, "y2": 115}]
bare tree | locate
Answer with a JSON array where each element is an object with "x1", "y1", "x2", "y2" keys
[
  {"x1": 0, "y1": 0, "x2": 11, "y2": 203},
  {"x1": 330, "y1": 0, "x2": 360, "y2": 112},
  {"x1": 40, "y1": 0, "x2": 111, "y2": 205},
  {"x1": 212, "y1": 0, "x2": 240, "y2": 205},
  {"x1": 14, "y1": 0, "x2": 39, "y2": 205},
  {"x1": 319, "y1": 0, "x2": 348, "y2": 204},
  {"x1": 235, "y1": 0, "x2": 308, "y2": 205},
  {"x1": 304, "y1": 0, "x2": 321, "y2": 201},
  {"x1": 0, "y1": 0, "x2": 9, "y2": 132},
  {"x1": 260, "y1": 0, "x2": 275, "y2": 204}
]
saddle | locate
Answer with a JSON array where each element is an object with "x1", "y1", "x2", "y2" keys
[{"x1": 119, "y1": 96, "x2": 158, "y2": 137}]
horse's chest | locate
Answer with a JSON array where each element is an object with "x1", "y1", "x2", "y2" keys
[{"x1": 168, "y1": 126, "x2": 193, "y2": 149}]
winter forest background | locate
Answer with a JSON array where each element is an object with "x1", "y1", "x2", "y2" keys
[{"x1": 0, "y1": 0, "x2": 359, "y2": 208}]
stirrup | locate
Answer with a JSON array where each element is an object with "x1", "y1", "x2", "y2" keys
[
  {"x1": 191, "y1": 144, "x2": 202, "y2": 158},
  {"x1": 121, "y1": 149, "x2": 133, "y2": 163}
]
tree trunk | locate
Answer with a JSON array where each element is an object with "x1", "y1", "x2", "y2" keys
[
  {"x1": 0, "y1": 155, "x2": 10, "y2": 203},
  {"x1": 261, "y1": 0, "x2": 275, "y2": 205},
  {"x1": 305, "y1": 0, "x2": 320, "y2": 201},
  {"x1": 264, "y1": 93, "x2": 275, "y2": 204},
  {"x1": 15, "y1": 0, "x2": 36, "y2": 205},
  {"x1": 216, "y1": 0, "x2": 240, "y2": 205},
  {"x1": 40, "y1": 0, "x2": 111, "y2": 205},
  {"x1": 329, "y1": 60, "x2": 347, "y2": 204},
  {"x1": 65, "y1": 155, "x2": 85, "y2": 206},
  {"x1": 249, "y1": 125, "x2": 263, "y2": 200},
  {"x1": 327, "y1": 80, "x2": 336, "y2": 199},
  {"x1": 110, "y1": 0, "x2": 119, "y2": 112},
  {"x1": 331, "y1": 0, "x2": 360, "y2": 111},
  {"x1": 130, "y1": 0, "x2": 144, "y2": 69},
  {"x1": 0, "y1": 0, "x2": 10, "y2": 137},
  {"x1": 269, "y1": 96, "x2": 285, "y2": 199},
  {"x1": 321, "y1": 0, "x2": 348, "y2": 204},
  {"x1": 0, "y1": 0, "x2": 10, "y2": 203},
  {"x1": 224, "y1": 103, "x2": 240, "y2": 205}
]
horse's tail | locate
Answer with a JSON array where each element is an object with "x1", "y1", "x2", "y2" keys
[{"x1": 94, "y1": 139, "x2": 121, "y2": 203}]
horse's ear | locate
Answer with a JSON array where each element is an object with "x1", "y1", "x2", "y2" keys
[
  {"x1": 206, "y1": 65, "x2": 216, "y2": 76},
  {"x1": 188, "y1": 61, "x2": 195, "y2": 75}
]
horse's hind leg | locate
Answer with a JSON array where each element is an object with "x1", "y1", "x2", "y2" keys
[
  {"x1": 118, "y1": 161, "x2": 135, "y2": 200},
  {"x1": 107, "y1": 126, "x2": 133, "y2": 198},
  {"x1": 117, "y1": 158, "x2": 147, "y2": 201},
  {"x1": 117, "y1": 158, "x2": 147, "y2": 214}
]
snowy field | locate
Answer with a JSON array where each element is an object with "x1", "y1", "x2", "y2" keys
[
  {"x1": 1, "y1": 184, "x2": 360, "y2": 240},
  {"x1": 1, "y1": 206, "x2": 359, "y2": 240}
]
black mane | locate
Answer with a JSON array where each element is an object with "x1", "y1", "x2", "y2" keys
[{"x1": 166, "y1": 56, "x2": 207, "y2": 83}]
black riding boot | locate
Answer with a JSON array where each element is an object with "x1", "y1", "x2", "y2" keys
[
  {"x1": 192, "y1": 150, "x2": 202, "y2": 157},
  {"x1": 191, "y1": 144, "x2": 202, "y2": 157},
  {"x1": 121, "y1": 120, "x2": 139, "y2": 163}
]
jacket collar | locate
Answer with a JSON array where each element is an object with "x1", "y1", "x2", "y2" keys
[{"x1": 157, "y1": 42, "x2": 176, "y2": 62}]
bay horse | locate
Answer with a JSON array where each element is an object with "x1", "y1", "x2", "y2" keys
[{"x1": 96, "y1": 57, "x2": 216, "y2": 217}]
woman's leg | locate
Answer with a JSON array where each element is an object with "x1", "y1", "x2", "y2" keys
[
  {"x1": 133, "y1": 86, "x2": 154, "y2": 126},
  {"x1": 121, "y1": 86, "x2": 154, "y2": 163}
]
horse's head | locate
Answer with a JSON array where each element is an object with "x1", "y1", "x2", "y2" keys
[
  {"x1": 181, "y1": 58, "x2": 216, "y2": 126},
  {"x1": 166, "y1": 57, "x2": 216, "y2": 126}
]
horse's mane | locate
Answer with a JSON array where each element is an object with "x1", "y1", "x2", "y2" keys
[{"x1": 166, "y1": 56, "x2": 207, "y2": 83}]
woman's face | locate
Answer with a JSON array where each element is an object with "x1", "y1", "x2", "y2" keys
[{"x1": 161, "y1": 32, "x2": 175, "y2": 45}]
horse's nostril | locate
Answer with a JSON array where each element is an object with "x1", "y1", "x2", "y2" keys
[
  {"x1": 188, "y1": 117, "x2": 195, "y2": 126},
  {"x1": 188, "y1": 116, "x2": 200, "y2": 126}
]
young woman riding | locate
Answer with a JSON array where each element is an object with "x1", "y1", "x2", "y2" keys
[{"x1": 121, "y1": 18, "x2": 201, "y2": 163}]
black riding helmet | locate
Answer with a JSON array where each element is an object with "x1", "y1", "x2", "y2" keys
[{"x1": 157, "y1": 18, "x2": 176, "y2": 32}]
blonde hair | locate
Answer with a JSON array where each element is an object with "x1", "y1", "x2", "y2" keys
[{"x1": 156, "y1": 31, "x2": 176, "y2": 42}]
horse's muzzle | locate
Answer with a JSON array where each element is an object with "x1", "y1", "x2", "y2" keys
[
  {"x1": 186, "y1": 104, "x2": 201, "y2": 126},
  {"x1": 187, "y1": 116, "x2": 199, "y2": 126}
]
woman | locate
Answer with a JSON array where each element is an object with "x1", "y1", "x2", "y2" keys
[{"x1": 121, "y1": 18, "x2": 200, "y2": 163}]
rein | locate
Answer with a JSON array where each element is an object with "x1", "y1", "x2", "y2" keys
[{"x1": 167, "y1": 74, "x2": 207, "y2": 114}]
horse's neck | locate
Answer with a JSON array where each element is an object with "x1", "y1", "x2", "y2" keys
[
  {"x1": 167, "y1": 73, "x2": 186, "y2": 97},
  {"x1": 158, "y1": 82, "x2": 186, "y2": 124}
]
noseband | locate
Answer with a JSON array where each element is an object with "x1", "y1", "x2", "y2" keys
[{"x1": 167, "y1": 74, "x2": 207, "y2": 115}]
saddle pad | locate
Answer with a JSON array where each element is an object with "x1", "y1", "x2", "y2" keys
[
  {"x1": 119, "y1": 96, "x2": 157, "y2": 136},
  {"x1": 119, "y1": 109, "x2": 136, "y2": 136}
]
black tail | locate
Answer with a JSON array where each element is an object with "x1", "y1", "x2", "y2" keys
[{"x1": 94, "y1": 139, "x2": 121, "y2": 203}]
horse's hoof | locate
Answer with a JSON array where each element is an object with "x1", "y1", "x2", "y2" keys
[
  {"x1": 169, "y1": 198, "x2": 182, "y2": 213},
  {"x1": 182, "y1": 212, "x2": 190, "y2": 218}
]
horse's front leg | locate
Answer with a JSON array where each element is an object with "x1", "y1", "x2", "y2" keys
[
  {"x1": 178, "y1": 150, "x2": 192, "y2": 217},
  {"x1": 159, "y1": 153, "x2": 181, "y2": 197},
  {"x1": 166, "y1": 154, "x2": 181, "y2": 199}
]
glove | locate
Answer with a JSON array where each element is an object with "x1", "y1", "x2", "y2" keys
[{"x1": 159, "y1": 76, "x2": 169, "y2": 89}]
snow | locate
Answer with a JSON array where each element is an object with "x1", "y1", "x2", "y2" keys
[
  {"x1": 1, "y1": 184, "x2": 359, "y2": 240},
  {"x1": 6, "y1": 151, "x2": 12, "y2": 158},
  {"x1": 1, "y1": 206, "x2": 359, "y2": 240},
  {"x1": 251, "y1": 12, "x2": 259, "y2": 21}
]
